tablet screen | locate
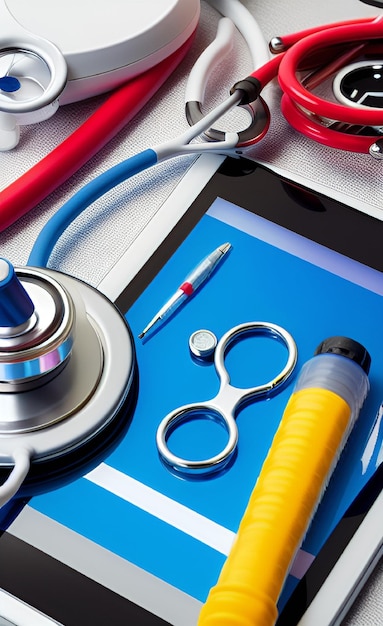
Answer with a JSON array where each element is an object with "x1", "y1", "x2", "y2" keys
[{"x1": 2, "y1": 158, "x2": 383, "y2": 625}]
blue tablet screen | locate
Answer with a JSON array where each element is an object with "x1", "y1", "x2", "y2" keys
[{"x1": 31, "y1": 196, "x2": 383, "y2": 610}]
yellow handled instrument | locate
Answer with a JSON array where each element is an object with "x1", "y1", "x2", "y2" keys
[{"x1": 198, "y1": 336, "x2": 371, "y2": 626}]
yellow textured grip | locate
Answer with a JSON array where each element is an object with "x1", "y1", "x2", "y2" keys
[{"x1": 197, "y1": 387, "x2": 352, "y2": 626}]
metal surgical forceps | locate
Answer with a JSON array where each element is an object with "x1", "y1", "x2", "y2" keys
[{"x1": 156, "y1": 321, "x2": 298, "y2": 475}]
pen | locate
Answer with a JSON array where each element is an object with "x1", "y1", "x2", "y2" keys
[
  {"x1": 197, "y1": 336, "x2": 371, "y2": 626},
  {"x1": 138, "y1": 242, "x2": 231, "y2": 339}
]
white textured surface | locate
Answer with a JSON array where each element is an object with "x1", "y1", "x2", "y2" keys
[
  {"x1": 1, "y1": 0, "x2": 382, "y2": 286},
  {"x1": 1, "y1": 1, "x2": 383, "y2": 623}
]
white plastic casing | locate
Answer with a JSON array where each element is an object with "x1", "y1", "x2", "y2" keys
[{"x1": 4, "y1": 0, "x2": 200, "y2": 103}]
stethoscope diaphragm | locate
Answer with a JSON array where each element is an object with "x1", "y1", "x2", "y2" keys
[
  {"x1": 0, "y1": 0, "x2": 67, "y2": 148},
  {"x1": 0, "y1": 48, "x2": 60, "y2": 122}
]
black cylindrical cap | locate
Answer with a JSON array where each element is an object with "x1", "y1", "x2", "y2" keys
[
  {"x1": 230, "y1": 76, "x2": 262, "y2": 105},
  {"x1": 314, "y1": 336, "x2": 371, "y2": 375}
]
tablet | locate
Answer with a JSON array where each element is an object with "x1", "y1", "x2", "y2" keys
[{"x1": 2, "y1": 154, "x2": 383, "y2": 626}]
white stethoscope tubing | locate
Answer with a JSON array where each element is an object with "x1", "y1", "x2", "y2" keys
[
  {"x1": 186, "y1": 0, "x2": 269, "y2": 105},
  {"x1": 27, "y1": 93, "x2": 242, "y2": 268},
  {"x1": 184, "y1": 17, "x2": 236, "y2": 103},
  {"x1": 0, "y1": 446, "x2": 32, "y2": 508},
  {"x1": 156, "y1": 92, "x2": 240, "y2": 159},
  {"x1": 208, "y1": 0, "x2": 270, "y2": 67},
  {"x1": 0, "y1": 0, "x2": 67, "y2": 115}
]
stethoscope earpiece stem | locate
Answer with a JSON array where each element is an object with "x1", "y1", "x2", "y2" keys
[
  {"x1": 0, "y1": 258, "x2": 34, "y2": 327},
  {"x1": 0, "y1": 112, "x2": 19, "y2": 150},
  {"x1": 0, "y1": 259, "x2": 75, "y2": 391}
]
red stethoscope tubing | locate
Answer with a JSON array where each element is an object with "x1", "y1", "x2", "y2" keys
[
  {"x1": 1, "y1": 17, "x2": 381, "y2": 233},
  {"x1": 250, "y1": 16, "x2": 383, "y2": 153},
  {"x1": 252, "y1": 17, "x2": 377, "y2": 89},
  {"x1": 0, "y1": 34, "x2": 195, "y2": 232}
]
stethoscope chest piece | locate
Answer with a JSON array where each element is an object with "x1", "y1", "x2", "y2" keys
[
  {"x1": 0, "y1": 48, "x2": 61, "y2": 120},
  {"x1": 0, "y1": 0, "x2": 68, "y2": 149},
  {"x1": 0, "y1": 262, "x2": 137, "y2": 506}
]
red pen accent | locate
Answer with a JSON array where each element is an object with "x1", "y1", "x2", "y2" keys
[
  {"x1": 180, "y1": 282, "x2": 194, "y2": 296},
  {"x1": 138, "y1": 242, "x2": 231, "y2": 339}
]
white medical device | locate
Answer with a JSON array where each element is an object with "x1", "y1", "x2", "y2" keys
[{"x1": 0, "y1": 0, "x2": 200, "y2": 148}]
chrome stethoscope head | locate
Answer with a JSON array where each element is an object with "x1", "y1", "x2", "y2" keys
[
  {"x1": 0, "y1": 258, "x2": 137, "y2": 509},
  {"x1": 0, "y1": 0, "x2": 67, "y2": 149}
]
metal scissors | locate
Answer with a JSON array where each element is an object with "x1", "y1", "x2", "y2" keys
[{"x1": 156, "y1": 321, "x2": 298, "y2": 475}]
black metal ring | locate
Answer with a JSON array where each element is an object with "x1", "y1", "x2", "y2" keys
[{"x1": 185, "y1": 94, "x2": 270, "y2": 147}]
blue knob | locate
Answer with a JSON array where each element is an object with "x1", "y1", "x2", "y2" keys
[{"x1": 0, "y1": 259, "x2": 34, "y2": 328}]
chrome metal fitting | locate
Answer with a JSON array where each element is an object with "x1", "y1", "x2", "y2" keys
[{"x1": 0, "y1": 267, "x2": 75, "y2": 391}]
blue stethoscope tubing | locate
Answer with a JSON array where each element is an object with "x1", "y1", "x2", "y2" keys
[
  {"x1": 28, "y1": 149, "x2": 158, "y2": 267},
  {"x1": 27, "y1": 102, "x2": 241, "y2": 267},
  {"x1": 28, "y1": 3, "x2": 383, "y2": 270},
  {"x1": 27, "y1": 1, "x2": 269, "y2": 268}
]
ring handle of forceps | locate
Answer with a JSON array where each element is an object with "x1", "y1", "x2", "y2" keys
[
  {"x1": 185, "y1": 95, "x2": 270, "y2": 148},
  {"x1": 156, "y1": 321, "x2": 298, "y2": 475}
]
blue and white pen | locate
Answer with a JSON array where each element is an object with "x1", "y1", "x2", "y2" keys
[{"x1": 138, "y1": 242, "x2": 231, "y2": 339}]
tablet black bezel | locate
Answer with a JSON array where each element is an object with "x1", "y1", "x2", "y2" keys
[
  {"x1": 2, "y1": 156, "x2": 383, "y2": 625},
  {"x1": 115, "y1": 156, "x2": 383, "y2": 314}
]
